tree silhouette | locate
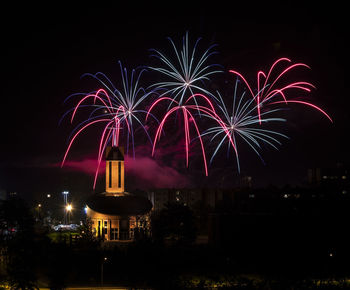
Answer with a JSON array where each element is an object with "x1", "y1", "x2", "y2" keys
[
  {"x1": 0, "y1": 196, "x2": 39, "y2": 289},
  {"x1": 151, "y1": 202, "x2": 197, "y2": 245}
]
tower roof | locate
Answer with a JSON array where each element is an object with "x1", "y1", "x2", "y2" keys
[
  {"x1": 106, "y1": 146, "x2": 124, "y2": 161},
  {"x1": 86, "y1": 193, "x2": 153, "y2": 216}
]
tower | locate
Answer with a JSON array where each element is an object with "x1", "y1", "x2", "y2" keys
[
  {"x1": 105, "y1": 146, "x2": 125, "y2": 196},
  {"x1": 86, "y1": 145, "x2": 153, "y2": 241}
]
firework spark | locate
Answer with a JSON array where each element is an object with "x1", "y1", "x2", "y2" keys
[
  {"x1": 146, "y1": 93, "x2": 235, "y2": 176},
  {"x1": 61, "y1": 61, "x2": 155, "y2": 188},
  {"x1": 201, "y1": 78, "x2": 288, "y2": 172},
  {"x1": 229, "y1": 58, "x2": 319, "y2": 123},
  {"x1": 148, "y1": 31, "x2": 223, "y2": 106}
]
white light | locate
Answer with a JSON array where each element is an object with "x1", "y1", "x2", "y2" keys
[
  {"x1": 62, "y1": 191, "x2": 69, "y2": 195},
  {"x1": 47, "y1": 194, "x2": 51, "y2": 198},
  {"x1": 66, "y1": 204, "x2": 72, "y2": 211}
]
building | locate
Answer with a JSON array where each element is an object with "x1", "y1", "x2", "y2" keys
[
  {"x1": 148, "y1": 188, "x2": 225, "y2": 213},
  {"x1": 86, "y1": 146, "x2": 153, "y2": 241},
  {"x1": 308, "y1": 163, "x2": 349, "y2": 197},
  {"x1": 0, "y1": 189, "x2": 6, "y2": 201}
]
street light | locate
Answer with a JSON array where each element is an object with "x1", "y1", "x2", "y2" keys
[
  {"x1": 101, "y1": 257, "x2": 108, "y2": 286},
  {"x1": 66, "y1": 203, "x2": 72, "y2": 224},
  {"x1": 36, "y1": 204, "x2": 42, "y2": 221}
]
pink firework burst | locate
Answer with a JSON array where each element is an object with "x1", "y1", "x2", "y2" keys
[
  {"x1": 229, "y1": 57, "x2": 332, "y2": 123},
  {"x1": 61, "y1": 62, "x2": 154, "y2": 189},
  {"x1": 146, "y1": 93, "x2": 236, "y2": 176}
]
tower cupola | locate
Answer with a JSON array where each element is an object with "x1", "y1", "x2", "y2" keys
[{"x1": 105, "y1": 146, "x2": 125, "y2": 195}]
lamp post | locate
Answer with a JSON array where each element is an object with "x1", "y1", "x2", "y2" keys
[
  {"x1": 36, "y1": 203, "x2": 42, "y2": 221},
  {"x1": 62, "y1": 191, "x2": 69, "y2": 224},
  {"x1": 101, "y1": 257, "x2": 108, "y2": 286}
]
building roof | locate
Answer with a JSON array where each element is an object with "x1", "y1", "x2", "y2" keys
[
  {"x1": 86, "y1": 193, "x2": 153, "y2": 216},
  {"x1": 106, "y1": 146, "x2": 124, "y2": 161}
]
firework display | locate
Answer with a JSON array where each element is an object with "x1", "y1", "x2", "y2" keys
[
  {"x1": 229, "y1": 57, "x2": 333, "y2": 123},
  {"x1": 61, "y1": 33, "x2": 333, "y2": 185},
  {"x1": 61, "y1": 61, "x2": 155, "y2": 188},
  {"x1": 148, "y1": 31, "x2": 223, "y2": 106},
  {"x1": 201, "y1": 78, "x2": 288, "y2": 173},
  {"x1": 146, "y1": 93, "x2": 236, "y2": 176}
]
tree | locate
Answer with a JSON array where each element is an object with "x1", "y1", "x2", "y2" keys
[
  {"x1": 77, "y1": 217, "x2": 99, "y2": 247},
  {"x1": 0, "y1": 196, "x2": 39, "y2": 289},
  {"x1": 151, "y1": 202, "x2": 197, "y2": 246}
]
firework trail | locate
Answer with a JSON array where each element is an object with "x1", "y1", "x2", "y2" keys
[
  {"x1": 201, "y1": 78, "x2": 289, "y2": 172},
  {"x1": 148, "y1": 31, "x2": 223, "y2": 107},
  {"x1": 144, "y1": 32, "x2": 226, "y2": 176},
  {"x1": 146, "y1": 93, "x2": 236, "y2": 176},
  {"x1": 229, "y1": 58, "x2": 332, "y2": 123},
  {"x1": 61, "y1": 61, "x2": 156, "y2": 188}
]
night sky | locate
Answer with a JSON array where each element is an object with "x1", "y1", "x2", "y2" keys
[{"x1": 1, "y1": 2, "x2": 347, "y2": 201}]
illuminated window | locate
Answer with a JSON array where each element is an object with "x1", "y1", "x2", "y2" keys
[
  {"x1": 109, "y1": 162, "x2": 112, "y2": 187},
  {"x1": 104, "y1": 221, "x2": 108, "y2": 235},
  {"x1": 118, "y1": 161, "x2": 121, "y2": 187}
]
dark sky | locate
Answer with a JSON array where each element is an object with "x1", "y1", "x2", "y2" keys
[{"x1": 1, "y1": 2, "x2": 348, "y2": 200}]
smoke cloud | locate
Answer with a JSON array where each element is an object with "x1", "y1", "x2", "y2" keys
[{"x1": 55, "y1": 143, "x2": 193, "y2": 189}]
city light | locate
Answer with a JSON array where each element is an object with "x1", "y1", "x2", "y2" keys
[
  {"x1": 65, "y1": 203, "x2": 73, "y2": 224},
  {"x1": 66, "y1": 204, "x2": 72, "y2": 211}
]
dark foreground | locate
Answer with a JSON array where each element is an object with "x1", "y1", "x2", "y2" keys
[{"x1": 2, "y1": 193, "x2": 350, "y2": 289}]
